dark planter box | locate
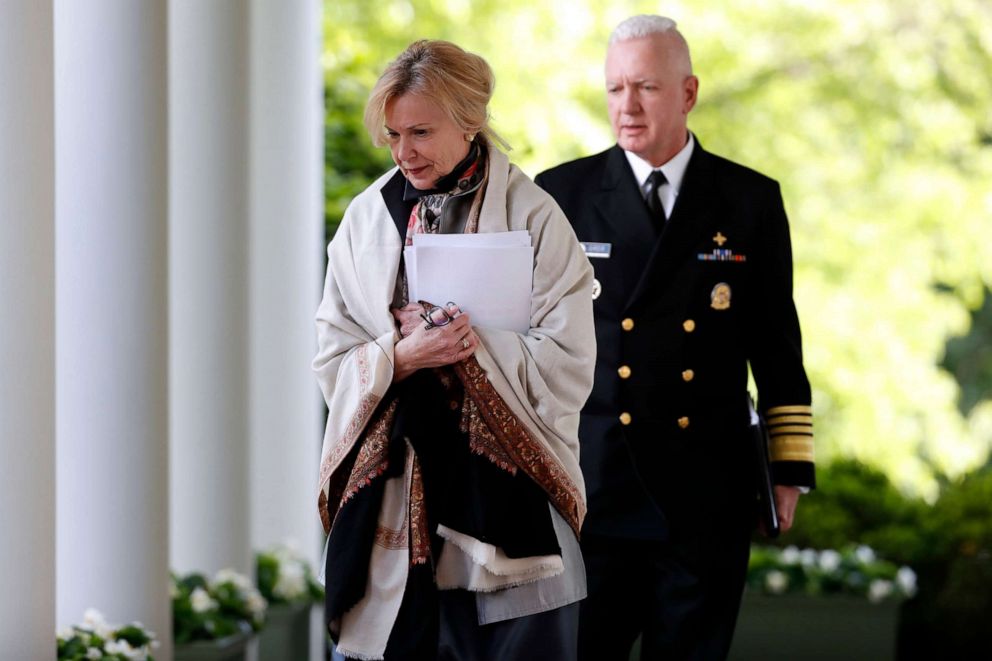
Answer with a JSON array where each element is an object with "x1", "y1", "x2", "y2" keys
[
  {"x1": 174, "y1": 627, "x2": 255, "y2": 661},
  {"x1": 728, "y1": 593, "x2": 900, "y2": 661},
  {"x1": 258, "y1": 602, "x2": 312, "y2": 660}
]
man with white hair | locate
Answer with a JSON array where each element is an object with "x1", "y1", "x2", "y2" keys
[{"x1": 536, "y1": 14, "x2": 815, "y2": 660}]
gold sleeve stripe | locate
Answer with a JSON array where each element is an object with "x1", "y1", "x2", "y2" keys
[
  {"x1": 772, "y1": 437, "x2": 815, "y2": 448},
  {"x1": 765, "y1": 405, "x2": 812, "y2": 415},
  {"x1": 766, "y1": 414, "x2": 812, "y2": 424},
  {"x1": 769, "y1": 435, "x2": 815, "y2": 463}
]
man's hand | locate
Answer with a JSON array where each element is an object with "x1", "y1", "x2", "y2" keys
[{"x1": 774, "y1": 485, "x2": 801, "y2": 533}]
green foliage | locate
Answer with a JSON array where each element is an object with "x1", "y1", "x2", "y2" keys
[
  {"x1": 324, "y1": 69, "x2": 392, "y2": 240},
  {"x1": 324, "y1": 0, "x2": 992, "y2": 494},
  {"x1": 57, "y1": 610, "x2": 157, "y2": 660},
  {"x1": 255, "y1": 545, "x2": 324, "y2": 606},
  {"x1": 775, "y1": 459, "x2": 931, "y2": 565},
  {"x1": 898, "y1": 463, "x2": 992, "y2": 655},
  {"x1": 926, "y1": 461, "x2": 992, "y2": 559},
  {"x1": 942, "y1": 287, "x2": 992, "y2": 416},
  {"x1": 172, "y1": 570, "x2": 266, "y2": 645},
  {"x1": 747, "y1": 545, "x2": 915, "y2": 601},
  {"x1": 764, "y1": 458, "x2": 992, "y2": 654}
]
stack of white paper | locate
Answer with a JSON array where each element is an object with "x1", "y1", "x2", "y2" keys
[{"x1": 404, "y1": 230, "x2": 533, "y2": 333}]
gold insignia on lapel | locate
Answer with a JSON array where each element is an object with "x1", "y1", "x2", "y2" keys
[
  {"x1": 713, "y1": 232, "x2": 727, "y2": 246},
  {"x1": 710, "y1": 282, "x2": 731, "y2": 310},
  {"x1": 592, "y1": 278, "x2": 602, "y2": 300}
]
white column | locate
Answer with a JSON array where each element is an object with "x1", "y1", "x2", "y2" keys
[
  {"x1": 0, "y1": 2, "x2": 56, "y2": 655},
  {"x1": 54, "y1": 0, "x2": 170, "y2": 655},
  {"x1": 248, "y1": 0, "x2": 324, "y2": 557},
  {"x1": 169, "y1": 0, "x2": 252, "y2": 576},
  {"x1": 248, "y1": 1, "x2": 325, "y2": 658}
]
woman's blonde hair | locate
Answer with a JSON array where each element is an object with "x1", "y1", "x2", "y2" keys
[{"x1": 364, "y1": 39, "x2": 509, "y2": 150}]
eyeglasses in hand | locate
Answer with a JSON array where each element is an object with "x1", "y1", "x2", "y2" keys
[{"x1": 420, "y1": 301, "x2": 460, "y2": 330}]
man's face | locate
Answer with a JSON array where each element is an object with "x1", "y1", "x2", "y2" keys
[{"x1": 605, "y1": 34, "x2": 698, "y2": 166}]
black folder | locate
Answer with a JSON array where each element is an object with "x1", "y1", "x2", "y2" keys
[{"x1": 748, "y1": 395, "x2": 780, "y2": 538}]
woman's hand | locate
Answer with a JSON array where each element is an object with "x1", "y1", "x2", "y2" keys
[
  {"x1": 393, "y1": 305, "x2": 479, "y2": 382},
  {"x1": 391, "y1": 304, "x2": 424, "y2": 338}
]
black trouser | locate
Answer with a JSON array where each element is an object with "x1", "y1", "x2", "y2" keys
[
  {"x1": 438, "y1": 589, "x2": 579, "y2": 661},
  {"x1": 578, "y1": 530, "x2": 751, "y2": 661},
  {"x1": 340, "y1": 569, "x2": 580, "y2": 661}
]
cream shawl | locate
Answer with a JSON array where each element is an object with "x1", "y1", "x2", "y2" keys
[{"x1": 314, "y1": 148, "x2": 594, "y2": 659}]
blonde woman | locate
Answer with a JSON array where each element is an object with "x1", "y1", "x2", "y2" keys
[{"x1": 314, "y1": 40, "x2": 595, "y2": 660}]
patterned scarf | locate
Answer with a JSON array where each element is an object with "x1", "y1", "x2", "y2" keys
[{"x1": 403, "y1": 141, "x2": 487, "y2": 246}]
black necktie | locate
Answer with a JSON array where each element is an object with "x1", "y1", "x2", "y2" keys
[{"x1": 644, "y1": 170, "x2": 667, "y2": 223}]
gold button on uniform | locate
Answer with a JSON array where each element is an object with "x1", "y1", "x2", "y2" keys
[
  {"x1": 619, "y1": 412, "x2": 632, "y2": 426},
  {"x1": 682, "y1": 369, "x2": 694, "y2": 382},
  {"x1": 618, "y1": 365, "x2": 631, "y2": 379},
  {"x1": 683, "y1": 319, "x2": 696, "y2": 332},
  {"x1": 678, "y1": 416, "x2": 690, "y2": 429},
  {"x1": 621, "y1": 318, "x2": 635, "y2": 331}
]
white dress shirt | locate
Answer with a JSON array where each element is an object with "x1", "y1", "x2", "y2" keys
[{"x1": 624, "y1": 133, "x2": 695, "y2": 219}]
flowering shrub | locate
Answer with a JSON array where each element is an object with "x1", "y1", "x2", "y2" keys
[
  {"x1": 57, "y1": 609, "x2": 158, "y2": 660},
  {"x1": 255, "y1": 543, "x2": 324, "y2": 606},
  {"x1": 747, "y1": 545, "x2": 918, "y2": 602},
  {"x1": 172, "y1": 569, "x2": 267, "y2": 644}
]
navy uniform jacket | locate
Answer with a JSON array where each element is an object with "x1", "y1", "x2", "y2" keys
[{"x1": 536, "y1": 140, "x2": 814, "y2": 540}]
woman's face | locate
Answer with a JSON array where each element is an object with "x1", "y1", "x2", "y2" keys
[{"x1": 384, "y1": 93, "x2": 471, "y2": 190}]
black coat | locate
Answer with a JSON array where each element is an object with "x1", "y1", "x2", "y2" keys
[{"x1": 536, "y1": 140, "x2": 814, "y2": 540}]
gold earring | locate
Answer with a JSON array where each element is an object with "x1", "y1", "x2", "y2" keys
[{"x1": 465, "y1": 133, "x2": 476, "y2": 142}]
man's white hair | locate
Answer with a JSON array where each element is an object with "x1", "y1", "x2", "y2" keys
[
  {"x1": 608, "y1": 15, "x2": 678, "y2": 45},
  {"x1": 608, "y1": 15, "x2": 692, "y2": 74}
]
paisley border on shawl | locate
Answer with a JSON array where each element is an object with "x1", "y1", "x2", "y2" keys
[
  {"x1": 409, "y1": 456, "x2": 430, "y2": 565},
  {"x1": 454, "y1": 357, "x2": 586, "y2": 535},
  {"x1": 317, "y1": 343, "x2": 384, "y2": 533},
  {"x1": 374, "y1": 524, "x2": 407, "y2": 550},
  {"x1": 460, "y1": 395, "x2": 518, "y2": 475},
  {"x1": 341, "y1": 399, "x2": 397, "y2": 502},
  {"x1": 319, "y1": 345, "x2": 377, "y2": 483},
  {"x1": 319, "y1": 399, "x2": 397, "y2": 535}
]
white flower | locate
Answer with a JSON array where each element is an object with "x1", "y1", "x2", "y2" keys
[
  {"x1": 800, "y1": 548, "x2": 818, "y2": 566},
  {"x1": 190, "y1": 586, "x2": 218, "y2": 613},
  {"x1": 868, "y1": 579, "x2": 893, "y2": 603},
  {"x1": 855, "y1": 545, "x2": 876, "y2": 564},
  {"x1": 896, "y1": 566, "x2": 917, "y2": 597},
  {"x1": 274, "y1": 542, "x2": 303, "y2": 563},
  {"x1": 82, "y1": 608, "x2": 114, "y2": 637},
  {"x1": 57, "y1": 626, "x2": 75, "y2": 640},
  {"x1": 104, "y1": 639, "x2": 135, "y2": 656},
  {"x1": 818, "y1": 549, "x2": 842, "y2": 573},
  {"x1": 765, "y1": 570, "x2": 789, "y2": 594},
  {"x1": 246, "y1": 591, "x2": 268, "y2": 618},
  {"x1": 214, "y1": 567, "x2": 253, "y2": 592},
  {"x1": 82, "y1": 608, "x2": 106, "y2": 627},
  {"x1": 86, "y1": 648, "x2": 102, "y2": 660},
  {"x1": 781, "y1": 546, "x2": 801, "y2": 565},
  {"x1": 273, "y1": 562, "x2": 307, "y2": 600}
]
